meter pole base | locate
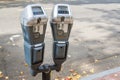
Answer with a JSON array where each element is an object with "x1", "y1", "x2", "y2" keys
[
  {"x1": 42, "y1": 71, "x2": 51, "y2": 80},
  {"x1": 38, "y1": 64, "x2": 61, "y2": 80}
]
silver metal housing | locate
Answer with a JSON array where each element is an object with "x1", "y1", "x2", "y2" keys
[
  {"x1": 51, "y1": 4, "x2": 73, "y2": 24},
  {"x1": 20, "y1": 4, "x2": 48, "y2": 26}
]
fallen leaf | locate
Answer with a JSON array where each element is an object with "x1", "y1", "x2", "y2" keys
[
  {"x1": 55, "y1": 78, "x2": 59, "y2": 80},
  {"x1": 71, "y1": 76, "x2": 78, "y2": 80},
  {"x1": 85, "y1": 65, "x2": 88, "y2": 67},
  {"x1": 24, "y1": 63, "x2": 28, "y2": 67},
  {"x1": 61, "y1": 78, "x2": 65, "y2": 80},
  {"x1": 69, "y1": 69, "x2": 75, "y2": 73},
  {"x1": 0, "y1": 71, "x2": 3, "y2": 78},
  {"x1": 0, "y1": 71, "x2": 2, "y2": 74},
  {"x1": 65, "y1": 76, "x2": 72, "y2": 80},
  {"x1": 72, "y1": 72, "x2": 78, "y2": 76},
  {"x1": 7, "y1": 41, "x2": 11, "y2": 44},
  {"x1": 115, "y1": 56, "x2": 118, "y2": 58},
  {"x1": 0, "y1": 46, "x2": 2, "y2": 49},
  {"x1": 20, "y1": 71, "x2": 24, "y2": 75},
  {"x1": 114, "y1": 74, "x2": 118, "y2": 77},
  {"x1": 76, "y1": 74, "x2": 81, "y2": 79},
  {"x1": 90, "y1": 68, "x2": 95, "y2": 73},
  {"x1": 95, "y1": 59, "x2": 98, "y2": 63},
  {"x1": 5, "y1": 76, "x2": 9, "y2": 80},
  {"x1": 83, "y1": 71, "x2": 86, "y2": 74},
  {"x1": 22, "y1": 78, "x2": 25, "y2": 80},
  {"x1": 12, "y1": 44, "x2": 16, "y2": 46}
]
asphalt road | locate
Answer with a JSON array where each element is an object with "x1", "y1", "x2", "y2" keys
[{"x1": 0, "y1": 0, "x2": 120, "y2": 80}]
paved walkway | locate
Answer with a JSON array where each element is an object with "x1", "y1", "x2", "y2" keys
[
  {"x1": 0, "y1": 0, "x2": 120, "y2": 80},
  {"x1": 81, "y1": 67, "x2": 120, "y2": 80}
]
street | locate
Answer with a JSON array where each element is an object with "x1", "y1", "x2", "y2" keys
[{"x1": 0, "y1": 0, "x2": 120, "y2": 80}]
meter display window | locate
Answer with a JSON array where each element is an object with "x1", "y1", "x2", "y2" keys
[
  {"x1": 58, "y1": 6, "x2": 69, "y2": 14},
  {"x1": 32, "y1": 7, "x2": 44, "y2": 15}
]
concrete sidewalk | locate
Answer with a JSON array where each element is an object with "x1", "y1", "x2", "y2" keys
[
  {"x1": 0, "y1": 0, "x2": 120, "y2": 80},
  {"x1": 81, "y1": 67, "x2": 120, "y2": 80}
]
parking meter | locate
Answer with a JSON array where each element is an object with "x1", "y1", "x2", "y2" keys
[
  {"x1": 20, "y1": 4, "x2": 48, "y2": 75},
  {"x1": 50, "y1": 4, "x2": 73, "y2": 70}
]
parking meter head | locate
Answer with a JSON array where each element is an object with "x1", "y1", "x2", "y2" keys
[
  {"x1": 50, "y1": 4, "x2": 73, "y2": 41},
  {"x1": 20, "y1": 4, "x2": 47, "y2": 73},
  {"x1": 50, "y1": 4, "x2": 73, "y2": 68},
  {"x1": 21, "y1": 4, "x2": 48, "y2": 45}
]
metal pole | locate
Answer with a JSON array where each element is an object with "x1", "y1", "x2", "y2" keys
[{"x1": 42, "y1": 71, "x2": 51, "y2": 80}]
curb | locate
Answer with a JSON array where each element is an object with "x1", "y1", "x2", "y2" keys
[{"x1": 81, "y1": 67, "x2": 120, "y2": 80}]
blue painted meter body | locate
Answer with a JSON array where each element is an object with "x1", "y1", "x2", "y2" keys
[
  {"x1": 50, "y1": 4, "x2": 73, "y2": 67},
  {"x1": 20, "y1": 4, "x2": 48, "y2": 74}
]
